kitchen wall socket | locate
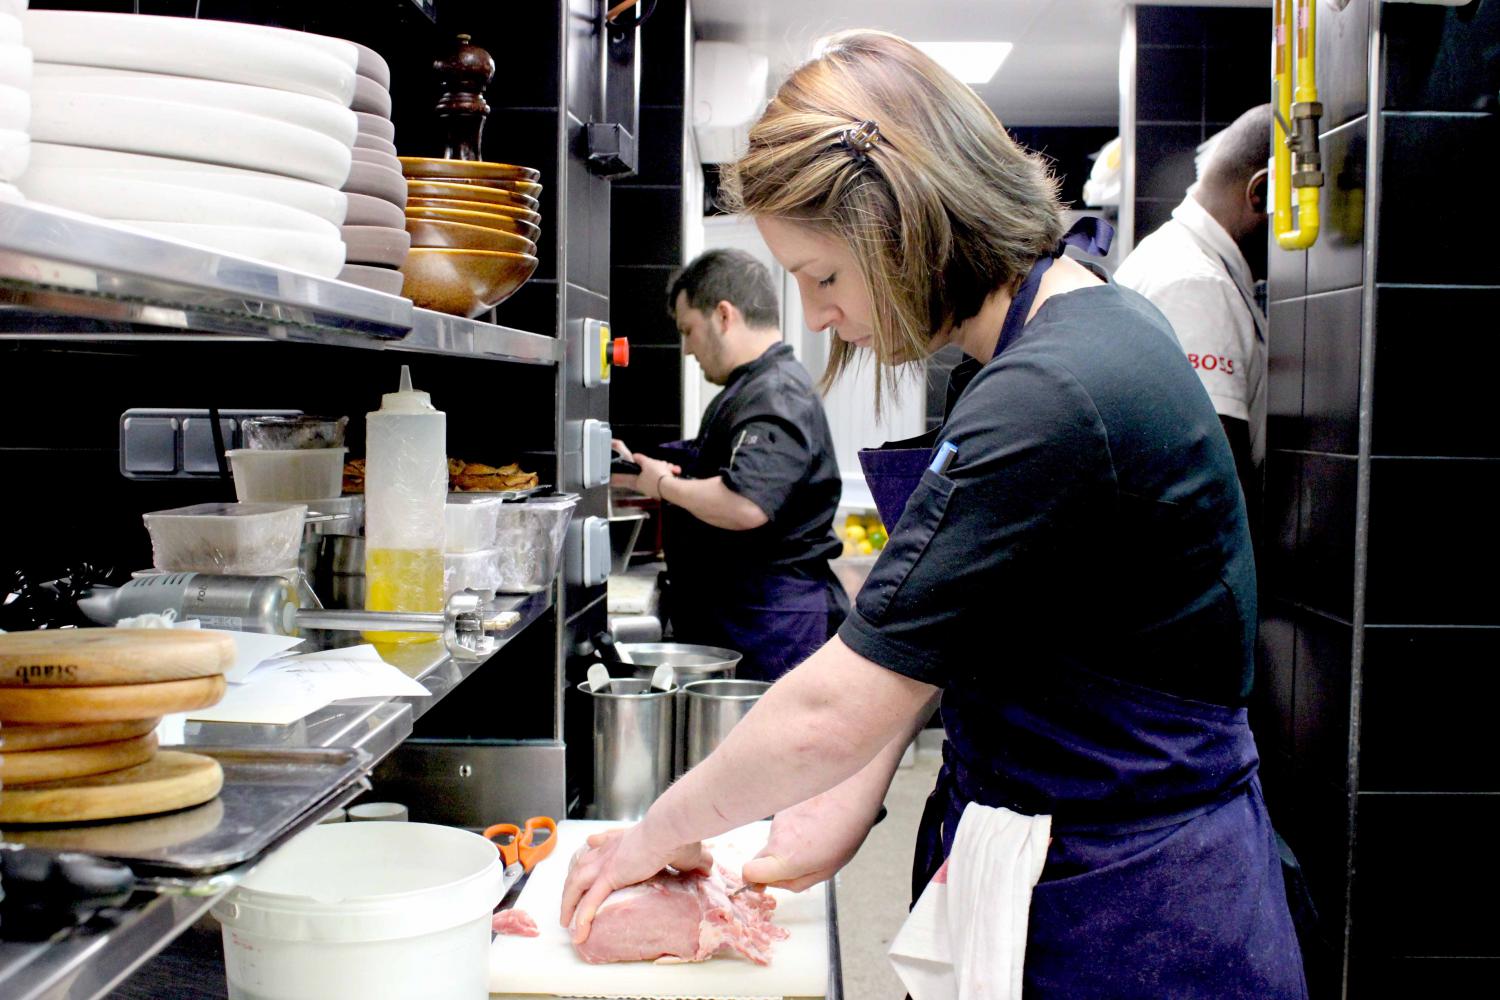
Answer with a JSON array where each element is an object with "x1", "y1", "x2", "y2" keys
[{"x1": 119, "y1": 408, "x2": 302, "y2": 479}]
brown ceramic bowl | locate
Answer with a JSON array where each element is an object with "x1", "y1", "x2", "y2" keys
[
  {"x1": 400, "y1": 248, "x2": 539, "y2": 318},
  {"x1": 403, "y1": 204, "x2": 542, "y2": 244},
  {"x1": 406, "y1": 179, "x2": 539, "y2": 212},
  {"x1": 405, "y1": 197, "x2": 542, "y2": 227},
  {"x1": 405, "y1": 175, "x2": 543, "y2": 200},
  {"x1": 398, "y1": 156, "x2": 541, "y2": 183},
  {"x1": 405, "y1": 217, "x2": 534, "y2": 256}
]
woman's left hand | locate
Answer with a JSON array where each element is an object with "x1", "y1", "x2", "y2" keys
[{"x1": 559, "y1": 823, "x2": 713, "y2": 943}]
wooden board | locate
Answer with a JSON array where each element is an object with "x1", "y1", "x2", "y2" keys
[
  {"x1": 1, "y1": 717, "x2": 160, "y2": 752},
  {"x1": 0, "y1": 629, "x2": 234, "y2": 687},
  {"x1": 0, "y1": 750, "x2": 223, "y2": 824},
  {"x1": 489, "y1": 820, "x2": 828, "y2": 999},
  {"x1": 0, "y1": 675, "x2": 225, "y2": 724},
  {"x1": 0, "y1": 732, "x2": 158, "y2": 785}
]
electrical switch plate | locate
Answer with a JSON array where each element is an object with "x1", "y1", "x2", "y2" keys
[
  {"x1": 119, "y1": 408, "x2": 301, "y2": 480},
  {"x1": 565, "y1": 516, "x2": 611, "y2": 587},
  {"x1": 121, "y1": 416, "x2": 179, "y2": 474},
  {"x1": 578, "y1": 318, "x2": 613, "y2": 387},
  {"x1": 182, "y1": 417, "x2": 237, "y2": 474},
  {"x1": 580, "y1": 419, "x2": 612, "y2": 488}
]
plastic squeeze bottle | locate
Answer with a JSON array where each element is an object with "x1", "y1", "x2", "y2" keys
[{"x1": 363, "y1": 365, "x2": 446, "y2": 643}]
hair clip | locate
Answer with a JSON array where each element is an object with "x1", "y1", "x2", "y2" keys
[{"x1": 840, "y1": 120, "x2": 881, "y2": 160}]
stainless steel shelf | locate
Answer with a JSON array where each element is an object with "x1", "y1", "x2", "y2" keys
[
  {"x1": 0, "y1": 590, "x2": 553, "y2": 1000},
  {"x1": 0, "y1": 201, "x2": 559, "y2": 364}
]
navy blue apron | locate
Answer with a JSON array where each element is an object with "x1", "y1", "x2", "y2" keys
[{"x1": 857, "y1": 217, "x2": 1115, "y2": 529}]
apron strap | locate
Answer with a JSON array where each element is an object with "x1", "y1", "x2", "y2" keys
[{"x1": 993, "y1": 216, "x2": 1117, "y2": 361}]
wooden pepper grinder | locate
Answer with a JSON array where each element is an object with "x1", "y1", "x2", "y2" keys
[{"x1": 433, "y1": 33, "x2": 495, "y2": 161}]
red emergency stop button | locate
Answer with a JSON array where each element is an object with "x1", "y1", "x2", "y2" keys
[{"x1": 612, "y1": 337, "x2": 630, "y2": 367}]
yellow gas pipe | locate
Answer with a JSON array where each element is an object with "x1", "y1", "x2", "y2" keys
[{"x1": 1272, "y1": 0, "x2": 1322, "y2": 250}]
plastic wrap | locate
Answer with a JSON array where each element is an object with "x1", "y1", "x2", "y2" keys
[
  {"x1": 491, "y1": 494, "x2": 579, "y2": 593},
  {"x1": 143, "y1": 502, "x2": 307, "y2": 575},
  {"x1": 443, "y1": 547, "x2": 503, "y2": 597},
  {"x1": 444, "y1": 494, "x2": 506, "y2": 554}
]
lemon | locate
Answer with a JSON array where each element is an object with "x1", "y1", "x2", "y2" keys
[
  {"x1": 857, "y1": 539, "x2": 874, "y2": 555},
  {"x1": 845, "y1": 524, "x2": 867, "y2": 543}
]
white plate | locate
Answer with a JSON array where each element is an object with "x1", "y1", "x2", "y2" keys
[
  {"x1": 0, "y1": 41, "x2": 31, "y2": 90},
  {"x1": 350, "y1": 75, "x2": 391, "y2": 118},
  {"x1": 0, "y1": 12, "x2": 20, "y2": 45},
  {"x1": 0, "y1": 125, "x2": 27, "y2": 180},
  {"x1": 30, "y1": 91, "x2": 352, "y2": 187},
  {"x1": 17, "y1": 172, "x2": 339, "y2": 238},
  {"x1": 0, "y1": 179, "x2": 21, "y2": 203},
  {"x1": 0, "y1": 80, "x2": 25, "y2": 131},
  {"x1": 23, "y1": 10, "x2": 356, "y2": 105},
  {"x1": 0, "y1": 2, "x2": 26, "y2": 19},
  {"x1": 340, "y1": 160, "x2": 405, "y2": 205},
  {"x1": 338, "y1": 262, "x2": 404, "y2": 295},
  {"x1": 355, "y1": 111, "x2": 394, "y2": 143},
  {"x1": 354, "y1": 132, "x2": 397, "y2": 157},
  {"x1": 229, "y1": 22, "x2": 358, "y2": 73},
  {"x1": 24, "y1": 143, "x2": 347, "y2": 224},
  {"x1": 343, "y1": 191, "x2": 403, "y2": 228},
  {"x1": 118, "y1": 221, "x2": 346, "y2": 278},
  {"x1": 352, "y1": 42, "x2": 390, "y2": 90},
  {"x1": 33, "y1": 64, "x2": 357, "y2": 147}
]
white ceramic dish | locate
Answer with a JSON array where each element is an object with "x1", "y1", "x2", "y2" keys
[
  {"x1": 29, "y1": 91, "x2": 353, "y2": 187},
  {"x1": 350, "y1": 75, "x2": 391, "y2": 118},
  {"x1": 119, "y1": 221, "x2": 346, "y2": 278},
  {"x1": 17, "y1": 172, "x2": 339, "y2": 238},
  {"x1": 22, "y1": 10, "x2": 356, "y2": 105},
  {"x1": 24, "y1": 143, "x2": 348, "y2": 224},
  {"x1": 0, "y1": 179, "x2": 21, "y2": 203},
  {"x1": 229, "y1": 23, "x2": 359, "y2": 73},
  {"x1": 0, "y1": 42, "x2": 32, "y2": 90},
  {"x1": 355, "y1": 111, "x2": 395, "y2": 143},
  {"x1": 340, "y1": 160, "x2": 405, "y2": 206},
  {"x1": 0, "y1": 125, "x2": 27, "y2": 180},
  {"x1": 33, "y1": 65, "x2": 358, "y2": 147},
  {"x1": 343, "y1": 191, "x2": 404, "y2": 228},
  {"x1": 354, "y1": 132, "x2": 398, "y2": 157},
  {"x1": 338, "y1": 262, "x2": 405, "y2": 295},
  {"x1": 0, "y1": 1, "x2": 25, "y2": 16},
  {"x1": 340, "y1": 225, "x2": 410, "y2": 267},
  {"x1": 352, "y1": 42, "x2": 390, "y2": 90},
  {"x1": 0, "y1": 81, "x2": 26, "y2": 132},
  {"x1": 0, "y1": 12, "x2": 20, "y2": 45}
]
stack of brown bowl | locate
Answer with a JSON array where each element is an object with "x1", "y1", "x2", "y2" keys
[
  {"x1": 338, "y1": 41, "x2": 409, "y2": 295},
  {"x1": 398, "y1": 155, "x2": 542, "y2": 318},
  {"x1": 0, "y1": 629, "x2": 231, "y2": 824}
]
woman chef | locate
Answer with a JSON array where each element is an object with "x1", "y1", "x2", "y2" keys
[{"x1": 562, "y1": 30, "x2": 1306, "y2": 998}]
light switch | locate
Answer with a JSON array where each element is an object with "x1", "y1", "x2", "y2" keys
[
  {"x1": 121, "y1": 416, "x2": 179, "y2": 474},
  {"x1": 581, "y1": 419, "x2": 612, "y2": 488},
  {"x1": 566, "y1": 516, "x2": 612, "y2": 587},
  {"x1": 182, "y1": 417, "x2": 236, "y2": 474}
]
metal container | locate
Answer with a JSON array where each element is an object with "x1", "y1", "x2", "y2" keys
[
  {"x1": 315, "y1": 534, "x2": 367, "y2": 609},
  {"x1": 579, "y1": 677, "x2": 676, "y2": 820},
  {"x1": 682, "y1": 679, "x2": 771, "y2": 773},
  {"x1": 492, "y1": 494, "x2": 579, "y2": 593},
  {"x1": 618, "y1": 643, "x2": 740, "y2": 776}
]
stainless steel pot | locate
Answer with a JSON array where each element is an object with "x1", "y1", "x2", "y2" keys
[
  {"x1": 682, "y1": 679, "x2": 771, "y2": 773},
  {"x1": 579, "y1": 677, "x2": 677, "y2": 820},
  {"x1": 616, "y1": 643, "x2": 741, "y2": 777}
]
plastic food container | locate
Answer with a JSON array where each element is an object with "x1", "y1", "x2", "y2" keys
[
  {"x1": 492, "y1": 494, "x2": 579, "y2": 593},
  {"x1": 242, "y1": 414, "x2": 349, "y2": 450},
  {"x1": 444, "y1": 494, "x2": 505, "y2": 554},
  {"x1": 143, "y1": 502, "x2": 307, "y2": 575},
  {"x1": 213, "y1": 822, "x2": 504, "y2": 1000},
  {"x1": 228, "y1": 447, "x2": 347, "y2": 502},
  {"x1": 442, "y1": 548, "x2": 503, "y2": 598}
]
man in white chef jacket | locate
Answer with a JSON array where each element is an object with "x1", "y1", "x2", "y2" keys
[{"x1": 1116, "y1": 104, "x2": 1270, "y2": 538}]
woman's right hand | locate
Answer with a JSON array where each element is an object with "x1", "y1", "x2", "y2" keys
[{"x1": 741, "y1": 788, "x2": 880, "y2": 892}]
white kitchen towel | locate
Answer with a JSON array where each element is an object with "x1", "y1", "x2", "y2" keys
[{"x1": 888, "y1": 802, "x2": 1052, "y2": 1000}]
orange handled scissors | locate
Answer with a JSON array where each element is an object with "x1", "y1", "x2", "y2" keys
[{"x1": 483, "y1": 815, "x2": 557, "y2": 872}]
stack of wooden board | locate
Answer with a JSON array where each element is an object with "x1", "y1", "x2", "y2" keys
[{"x1": 0, "y1": 630, "x2": 232, "y2": 823}]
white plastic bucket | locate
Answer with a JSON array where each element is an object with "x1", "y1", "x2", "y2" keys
[{"x1": 212, "y1": 822, "x2": 504, "y2": 1000}]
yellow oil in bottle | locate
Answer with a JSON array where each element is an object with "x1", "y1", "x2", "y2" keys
[{"x1": 364, "y1": 547, "x2": 443, "y2": 645}]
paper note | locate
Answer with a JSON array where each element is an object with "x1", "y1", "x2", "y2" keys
[{"x1": 187, "y1": 644, "x2": 430, "y2": 725}]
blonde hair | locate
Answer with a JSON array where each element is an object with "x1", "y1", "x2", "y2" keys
[{"x1": 720, "y1": 30, "x2": 1065, "y2": 401}]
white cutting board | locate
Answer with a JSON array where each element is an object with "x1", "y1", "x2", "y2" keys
[{"x1": 489, "y1": 820, "x2": 827, "y2": 999}]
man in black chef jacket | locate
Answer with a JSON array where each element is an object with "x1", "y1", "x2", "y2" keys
[{"x1": 612, "y1": 249, "x2": 848, "y2": 681}]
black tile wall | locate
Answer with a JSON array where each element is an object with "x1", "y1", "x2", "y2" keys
[
  {"x1": 1360, "y1": 626, "x2": 1500, "y2": 792},
  {"x1": 1350, "y1": 957, "x2": 1500, "y2": 997},
  {"x1": 1351, "y1": 792, "x2": 1500, "y2": 957},
  {"x1": 1316, "y1": 0, "x2": 1371, "y2": 130},
  {"x1": 1133, "y1": 124, "x2": 1203, "y2": 200},
  {"x1": 1301, "y1": 289, "x2": 1363, "y2": 456},
  {"x1": 1292, "y1": 610, "x2": 1353, "y2": 790},
  {"x1": 609, "y1": 345, "x2": 682, "y2": 425},
  {"x1": 1372, "y1": 286, "x2": 1500, "y2": 458},
  {"x1": 1307, "y1": 119, "x2": 1367, "y2": 296},
  {"x1": 1203, "y1": 39, "x2": 1268, "y2": 126},
  {"x1": 1131, "y1": 199, "x2": 1177, "y2": 243},
  {"x1": 1377, "y1": 112, "x2": 1500, "y2": 287},
  {"x1": 1137, "y1": 46, "x2": 1204, "y2": 122},
  {"x1": 1202, "y1": 7, "x2": 1271, "y2": 48},
  {"x1": 1135, "y1": 7, "x2": 1206, "y2": 45},
  {"x1": 611, "y1": 265, "x2": 679, "y2": 345},
  {"x1": 1383, "y1": 0, "x2": 1500, "y2": 114},
  {"x1": 1255, "y1": 599, "x2": 1297, "y2": 755},
  {"x1": 1007, "y1": 127, "x2": 1120, "y2": 208},
  {"x1": 1263, "y1": 449, "x2": 1301, "y2": 599},
  {"x1": 610, "y1": 188, "x2": 684, "y2": 266},
  {"x1": 1285, "y1": 766, "x2": 1351, "y2": 999},
  {"x1": 492, "y1": 279, "x2": 559, "y2": 335},
  {"x1": 1266, "y1": 298, "x2": 1307, "y2": 452},
  {"x1": 1365, "y1": 457, "x2": 1500, "y2": 626},
  {"x1": 1297, "y1": 453, "x2": 1357, "y2": 621},
  {"x1": 618, "y1": 106, "x2": 685, "y2": 187},
  {"x1": 639, "y1": 0, "x2": 688, "y2": 107}
]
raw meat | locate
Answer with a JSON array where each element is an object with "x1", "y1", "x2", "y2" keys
[
  {"x1": 572, "y1": 863, "x2": 788, "y2": 965},
  {"x1": 492, "y1": 908, "x2": 539, "y2": 937}
]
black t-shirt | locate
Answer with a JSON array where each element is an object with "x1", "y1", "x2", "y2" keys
[
  {"x1": 839, "y1": 282, "x2": 1257, "y2": 706},
  {"x1": 663, "y1": 343, "x2": 844, "y2": 589}
]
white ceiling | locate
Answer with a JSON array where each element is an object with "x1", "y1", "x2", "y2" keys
[{"x1": 689, "y1": 0, "x2": 1270, "y2": 128}]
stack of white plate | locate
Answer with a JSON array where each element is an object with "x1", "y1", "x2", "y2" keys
[
  {"x1": 338, "y1": 41, "x2": 408, "y2": 295},
  {"x1": 0, "y1": 0, "x2": 32, "y2": 203},
  {"x1": 15, "y1": 10, "x2": 362, "y2": 278}
]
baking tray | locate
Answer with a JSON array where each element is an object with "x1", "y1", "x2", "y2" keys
[{"x1": 0, "y1": 746, "x2": 370, "y2": 875}]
